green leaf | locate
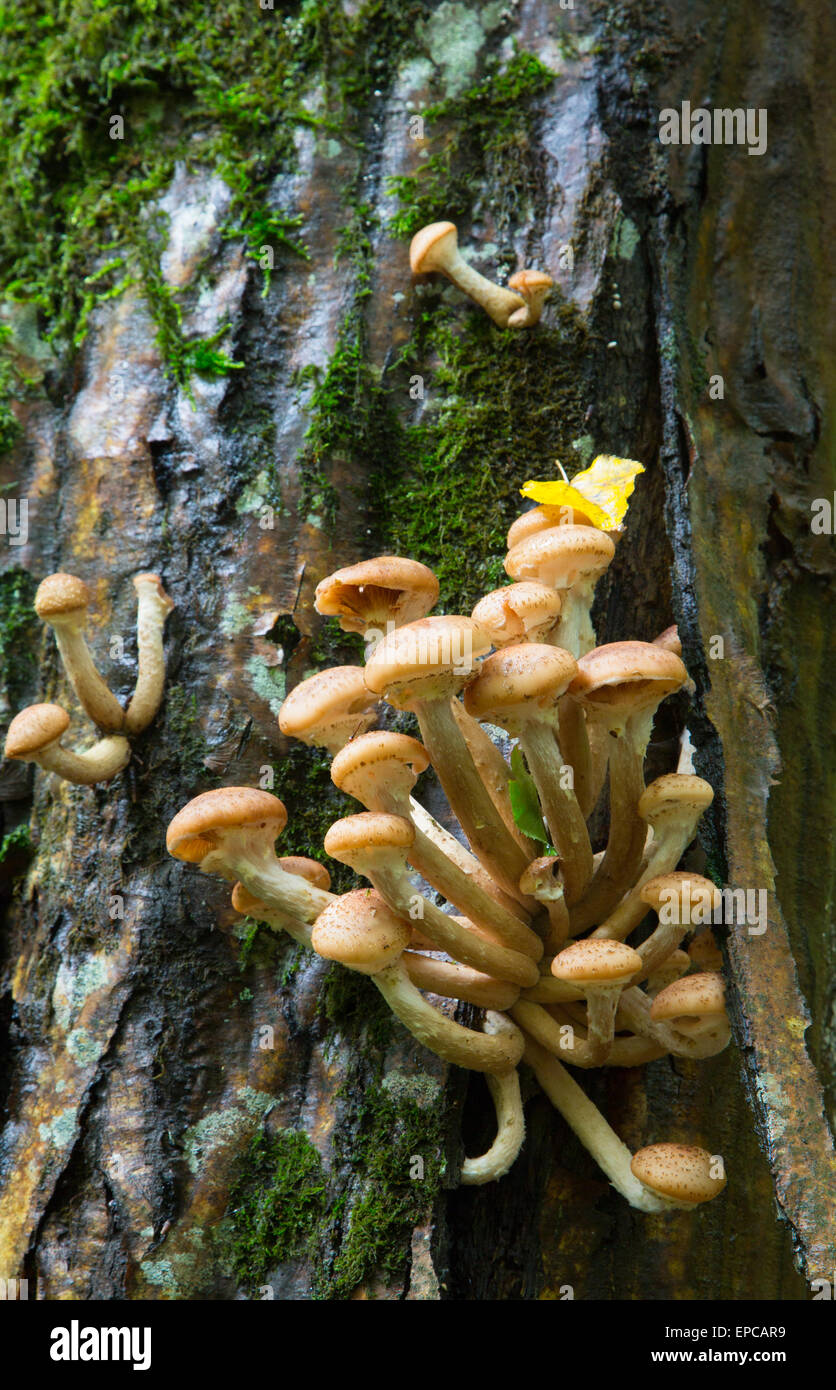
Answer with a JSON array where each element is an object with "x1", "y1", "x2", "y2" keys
[{"x1": 508, "y1": 747, "x2": 551, "y2": 846}]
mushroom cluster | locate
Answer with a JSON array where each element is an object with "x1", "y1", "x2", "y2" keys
[
  {"x1": 3, "y1": 571, "x2": 174, "y2": 785},
  {"x1": 167, "y1": 505, "x2": 730, "y2": 1211}
]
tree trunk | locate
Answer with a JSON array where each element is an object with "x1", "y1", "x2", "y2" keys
[{"x1": 0, "y1": 0, "x2": 833, "y2": 1300}]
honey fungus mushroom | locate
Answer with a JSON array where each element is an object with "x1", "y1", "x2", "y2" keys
[
  {"x1": 124, "y1": 572, "x2": 175, "y2": 735},
  {"x1": 314, "y1": 556, "x2": 439, "y2": 645},
  {"x1": 4, "y1": 703, "x2": 130, "y2": 785},
  {"x1": 409, "y1": 221, "x2": 526, "y2": 328},
  {"x1": 34, "y1": 573, "x2": 125, "y2": 732},
  {"x1": 278, "y1": 666, "x2": 379, "y2": 754}
]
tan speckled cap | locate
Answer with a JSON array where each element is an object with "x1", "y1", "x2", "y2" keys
[
  {"x1": 324, "y1": 811, "x2": 414, "y2": 869},
  {"x1": 638, "y1": 774, "x2": 714, "y2": 825},
  {"x1": 4, "y1": 703, "x2": 70, "y2": 759},
  {"x1": 166, "y1": 788, "x2": 287, "y2": 864},
  {"x1": 312, "y1": 888, "x2": 410, "y2": 975},
  {"x1": 464, "y1": 643, "x2": 577, "y2": 729},
  {"x1": 331, "y1": 731, "x2": 429, "y2": 802},
  {"x1": 314, "y1": 556, "x2": 438, "y2": 635},
  {"x1": 551, "y1": 938, "x2": 642, "y2": 985},
  {"x1": 507, "y1": 506, "x2": 598, "y2": 550},
  {"x1": 471, "y1": 582, "x2": 562, "y2": 647},
  {"x1": 631, "y1": 1143, "x2": 727, "y2": 1205},
  {"x1": 505, "y1": 525, "x2": 615, "y2": 590},
  {"x1": 364, "y1": 616, "x2": 491, "y2": 707},
  {"x1": 640, "y1": 871, "x2": 722, "y2": 921},
  {"x1": 650, "y1": 971, "x2": 726, "y2": 1026},
  {"x1": 34, "y1": 573, "x2": 90, "y2": 622},
  {"x1": 278, "y1": 666, "x2": 378, "y2": 750},
  {"x1": 409, "y1": 221, "x2": 458, "y2": 275},
  {"x1": 569, "y1": 641, "x2": 687, "y2": 714},
  {"x1": 278, "y1": 857, "x2": 332, "y2": 891}
]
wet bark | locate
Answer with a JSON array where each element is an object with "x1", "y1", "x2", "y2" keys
[{"x1": 0, "y1": 0, "x2": 833, "y2": 1300}]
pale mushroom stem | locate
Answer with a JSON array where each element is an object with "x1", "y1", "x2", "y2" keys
[
  {"x1": 615, "y1": 991, "x2": 731, "y2": 1060},
  {"x1": 38, "y1": 736, "x2": 131, "y2": 785},
  {"x1": 124, "y1": 574, "x2": 174, "y2": 735},
  {"x1": 400, "y1": 953, "x2": 519, "y2": 1011},
  {"x1": 512, "y1": 1000, "x2": 665, "y2": 1068},
  {"x1": 591, "y1": 808, "x2": 707, "y2": 941},
  {"x1": 522, "y1": 1037, "x2": 669, "y2": 1210},
  {"x1": 415, "y1": 696, "x2": 534, "y2": 899},
  {"x1": 569, "y1": 720, "x2": 650, "y2": 934},
  {"x1": 552, "y1": 582, "x2": 598, "y2": 658},
  {"x1": 440, "y1": 255, "x2": 525, "y2": 328},
  {"x1": 557, "y1": 695, "x2": 594, "y2": 819},
  {"x1": 367, "y1": 859, "x2": 540, "y2": 988},
  {"x1": 517, "y1": 720, "x2": 594, "y2": 903},
  {"x1": 53, "y1": 626, "x2": 125, "y2": 732},
  {"x1": 451, "y1": 699, "x2": 538, "y2": 858},
  {"x1": 409, "y1": 798, "x2": 530, "y2": 920},
  {"x1": 373, "y1": 960, "x2": 524, "y2": 1072},
  {"x1": 461, "y1": 1015, "x2": 526, "y2": 1184},
  {"x1": 201, "y1": 837, "x2": 332, "y2": 923}
]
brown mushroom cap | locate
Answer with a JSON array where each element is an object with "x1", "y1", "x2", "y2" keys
[
  {"x1": 323, "y1": 811, "x2": 415, "y2": 868},
  {"x1": 464, "y1": 643, "x2": 577, "y2": 727},
  {"x1": 363, "y1": 615, "x2": 491, "y2": 706},
  {"x1": 314, "y1": 556, "x2": 439, "y2": 634},
  {"x1": 639, "y1": 870, "x2": 722, "y2": 920},
  {"x1": 551, "y1": 938, "x2": 642, "y2": 985},
  {"x1": 4, "y1": 703, "x2": 70, "y2": 758},
  {"x1": 331, "y1": 730, "x2": 429, "y2": 803},
  {"x1": 507, "y1": 269, "x2": 554, "y2": 296},
  {"x1": 569, "y1": 641, "x2": 688, "y2": 716},
  {"x1": 166, "y1": 788, "x2": 288, "y2": 864},
  {"x1": 133, "y1": 571, "x2": 175, "y2": 613},
  {"x1": 638, "y1": 774, "x2": 714, "y2": 826},
  {"x1": 630, "y1": 1143, "x2": 726, "y2": 1205},
  {"x1": 505, "y1": 525, "x2": 615, "y2": 590},
  {"x1": 34, "y1": 573, "x2": 91, "y2": 622},
  {"x1": 507, "y1": 506, "x2": 597, "y2": 550},
  {"x1": 471, "y1": 582, "x2": 562, "y2": 647},
  {"x1": 650, "y1": 970, "x2": 726, "y2": 1025},
  {"x1": 519, "y1": 854, "x2": 564, "y2": 899},
  {"x1": 653, "y1": 624, "x2": 682, "y2": 656},
  {"x1": 312, "y1": 888, "x2": 411, "y2": 975},
  {"x1": 278, "y1": 666, "x2": 378, "y2": 748},
  {"x1": 278, "y1": 857, "x2": 332, "y2": 891},
  {"x1": 409, "y1": 221, "x2": 459, "y2": 275}
]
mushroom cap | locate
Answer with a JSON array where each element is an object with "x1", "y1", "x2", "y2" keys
[
  {"x1": 363, "y1": 615, "x2": 491, "y2": 706},
  {"x1": 639, "y1": 870, "x2": 722, "y2": 919},
  {"x1": 463, "y1": 643, "x2": 577, "y2": 728},
  {"x1": 519, "y1": 854, "x2": 564, "y2": 899},
  {"x1": 653, "y1": 623, "x2": 681, "y2": 655},
  {"x1": 312, "y1": 888, "x2": 411, "y2": 975},
  {"x1": 409, "y1": 221, "x2": 458, "y2": 275},
  {"x1": 638, "y1": 774, "x2": 714, "y2": 825},
  {"x1": 324, "y1": 811, "x2": 415, "y2": 868},
  {"x1": 650, "y1": 970, "x2": 726, "y2": 1024},
  {"x1": 630, "y1": 1143, "x2": 726, "y2": 1205},
  {"x1": 278, "y1": 666, "x2": 378, "y2": 748},
  {"x1": 507, "y1": 269, "x2": 554, "y2": 298},
  {"x1": 231, "y1": 881, "x2": 269, "y2": 915},
  {"x1": 34, "y1": 572, "x2": 90, "y2": 621},
  {"x1": 314, "y1": 556, "x2": 439, "y2": 634},
  {"x1": 4, "y1": 703, "x2": 70, "y2": 758},
  {"x1": 569, "y1": 641, "x2": 688, "y2": 715},
  {"x1": 551, "y1": 938, "x2": 642, "y2": 985},
  {"x1": 133, "y1": 571, "x2": 175, "y2": 614},
  {"x1": 166, "y1": 787, "x2": 287, "y2": 864},
  {"x1": 471, "y1": 582, "x2": 562, "y2": 647},
  {"x1": 688, "y1": 929, "x2": 724, "y2": 972},
  {"x1": 505, "y1": 525, "x2": 615, "y2": 590},
  {"x1": 507, "y1": 506, "x2": 597, "y2": 550},
  {"x1": 278, "y1": 856, "x2": 332, "y2": 891},
  {"x1": 331, "y1": 730, "x2": 429, "y2": 801}
]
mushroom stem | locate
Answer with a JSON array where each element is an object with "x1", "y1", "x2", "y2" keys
[
  {"x1": 511, "y1": 1000, "x2": 665, "y2": 1068},
  {"x1": 461, "y1": 1016, "x2": 526, "y2": 1184},
  {"x1": 517, "y1": 721, "x2": 594, "y2": 903},
  {"x1": 615, "y1": 989, "x2": 731, "y2": 1060},
  {"x1": 400, "y1": 953, "x2": 520, "y2": 1011},
  {"x1": 37, "y1": 735, "x2": 131, "y2": 785},
  {"x1": 569, "y1": 722, "x2": 648, "y2": 933},
  {"x1": 408, "y1": 798, "x2": 528, "y2": 920},
  {"x1": 450, "y1": 699, "x2": 537, "y2": 860},
  {"x1": 416, "y1": 696, "x2": 534, "y2": 899},
  {"x1": 124, "y1": 573, "x2": 175, "y2": 735},
  {"x1": 557, "y1": 695, "x2": 594, "y2": 819},
  {"x1": 522, "y1": 1037, "x2": 670, "y2": 1210},
  {"x1": 199, "y1": 835, "x2": 332, "y2": 922},
  {"x1": 374, "y1": 961, "x2": 525, "y2": 1071},
  {"x1": 552, "y1": 582, "x2": 598, "y2": 658}
]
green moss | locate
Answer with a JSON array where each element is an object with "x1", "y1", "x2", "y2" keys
[
  {"x1": 323, "y1": 1078, "x2": 445, "y2": 1298},
  {"x1": 0, "y1": 821, "x2": 32, "y2": 873},
  {"x1": 387, "y1": 49, "x2": 556, "y2": 241},
  {"x1": 0, "y1": 565, "x2": 37, "y2": 706},
  {"x1": 162, "y1": 683, "x2": 213, "y2": 783},
  {"x1": 272, "y1": 743, "x2": 357, "y2": 891},
  {"x1": 227, "y1": 1128, "x2": 326, "y2": 1289},
  {"x1": 318, "y1": 961, "x2": 394, "y2": 1055}
]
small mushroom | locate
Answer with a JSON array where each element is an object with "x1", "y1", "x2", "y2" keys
[
  {"x1": 311, "y1": 888, "x2": 525, "y2": 1073},
  {"x1": 511, "y1": 998, "x2": 665, "y2": 1068},
  {"x1": 505, "y1": 525, "x2": 615, "y2": 658},
  {"x1": 636, "y1": 872, "x2": 723, "y2": 980},
  {"x1": 653, "y1": 624, "x2": 682, "y2": 655},
  {"x1": 409, "y1": 221, "x2": 525, "y2": 328},
  {"x1": 519, "y1": 855, "x2": 570, "y2": 952},
  {"x1": 34, "y1": 573, "x2": 125, "y2": 732},
  {"x1": 323, "y1": 812, "x2": 539, "y2": 988},
  {"x1": 124, "y1": 573, "x2": 175, "y2": 735},
  {"x1": 506, "y1": 269, "x2": 554, "y2": 327},
  {"x1": 507, "y1": 505, "x2": 600, "y2": 551},
  {"x1": 278, "y1": 666, "x2": 379, "y2": 754},
  {"x1": 166, "y1": 787, "x2": 331, "y2": 922},
  {"x1": 471, "y1": 582, "x2": 562, "y2": 648},
  {"x1": 4, "y1": 703, "x2": 130, "y2": 785},
  {"x1": 550, "y1": 939, "x2": 643, "y2": 1064},
  {"x1": 314, "y1": 556, "x2": 439, "y2": 646},
  {"x1": 649, "y1": 971, "x2": 730, "y2": 1056},
  {"x1": 523, "y1": 1036, "x2": 726, "y2": 1210}
]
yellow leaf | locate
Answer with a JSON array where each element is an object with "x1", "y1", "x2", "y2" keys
[{"x1": 520, "y1": 455, "x2": 645, "y2": 530}]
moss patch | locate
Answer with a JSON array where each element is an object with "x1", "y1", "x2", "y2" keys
[
  {"x1": 227, "y1": 1128, "x2": 326, "y2": 1289},
  {"x1": 0, "y1": 565, "x2": 37, "y2": 708}
]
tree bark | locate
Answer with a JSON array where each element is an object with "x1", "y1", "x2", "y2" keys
[{"x1": 0, "y1": 0, "x2": 833, "y2": 1299}]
